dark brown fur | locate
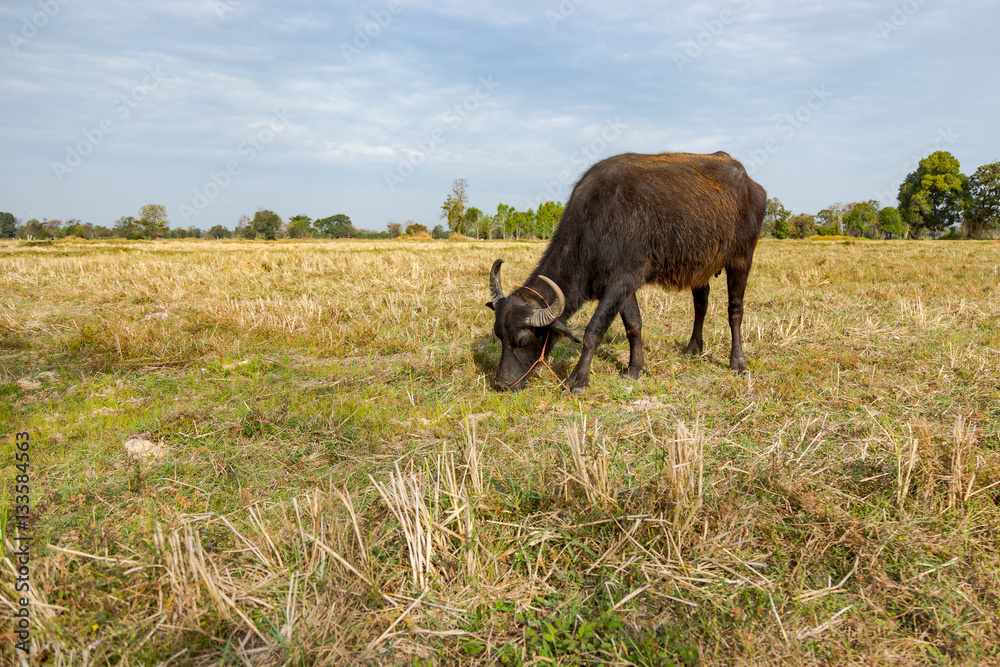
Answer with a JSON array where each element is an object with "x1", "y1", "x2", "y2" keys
[{"x1": 488, "y1": 151, "x2": 766, "y2": 392}]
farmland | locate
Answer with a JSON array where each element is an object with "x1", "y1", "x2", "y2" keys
[{"x1": 1, "y1": 237, "x2": 999, "y2": 665}]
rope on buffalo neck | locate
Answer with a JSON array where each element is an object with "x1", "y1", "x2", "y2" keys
[{"x1": 513, "y1": 286, "x2": 569, "y2": 390}]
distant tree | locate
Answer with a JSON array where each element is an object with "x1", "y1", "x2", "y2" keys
[
  {"x1": 964, "y1": 161, "x2": 1000, "y2": 239},
  {"x1": 286, "y1": 214, "x2": 312, "y2": 238},
  {"x1": 536, "y1": 201, "x2": 564, "y2": 239},
  {"x1": 63, "y1": 219, "x2": 94, "y2": 238},
  {"x1": 206, "y1": 225, "x2": 231, "y2": 239},
  {"x1": 95, "y1": 226, "x2": 114, "y2": 238},
  {"x1": 431, "y1": 224, "x2": 446, "y2": 239},
  {"x1": 387, "y1": 221, "x2": 402, "y2": 238},
  {"x1": 877, "y1": 206, "x2": 906, "y2": 239},
  {"x1": 0, "y1": 211, "x2": 16, "y2": 238},
  {"x1": 187, "y1": 226, "x2": 202, "y2": 239},
  {"x1": 236, "y1": 214, "x2": 252, "y2": 238},
  {"x1": 249, "y1": 209, "x2": 282, "y2": 240},
  {"x1": 44, "y1": 219, "x2": 63, "y2": 238},
  {"x1": 788, "y1": 213, "x2": 816, "y2": 239},
  {"x1": 764, "y1": 198, "x2": 791, "y2": 238},
  {"x1": 494, "y1": 203, "x2": 514, "y2": 239},
  {"x1": 316, "y1": 213, "x2": 354, "y2": 238},
  {"x1": 405, "y1": 221, "x2": 428, "y2": 236},
  {"x1": 898, "y1": 151, "x2": 968, "y2": 238},
  {"x1": 508, "y1": 208, "x2": 536, "y2": 239},
  {"x1": 465, "y1": 206, "x2": 482, "y2": 237},
  {"x1": 23, "y1": 219, "x2": 47, "y2": 239},
  {"x1": 843, "y1": 201, "x2": 879, "y2": 238},
  {"x1": 816, "y1": 203, "x2": 846, "y2": 235},
  {"x1": 138, "y1": 204, "x2": 169, "y2": 238},
  {"x1": 440, "y1": 178, "x2": 469, "y2": 235},
  {"x1": 113, "y1": 216, "x2": 142, "y2": 239}
]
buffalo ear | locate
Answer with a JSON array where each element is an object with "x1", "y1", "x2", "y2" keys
[
  {"x1": 550, "y1": 319, "x2": 581, "y2": 344},
  {"x1": 485, "y1": 301, "x2": 495, "y2": 311}
]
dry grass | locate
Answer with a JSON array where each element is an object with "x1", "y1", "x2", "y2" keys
[{"x1": 1, "y1": 236, "x2": 999, "y2": 665}]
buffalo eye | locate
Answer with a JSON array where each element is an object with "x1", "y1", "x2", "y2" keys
[{"x1": 514, "y1": 330, "x2": 535, "y2": 347}]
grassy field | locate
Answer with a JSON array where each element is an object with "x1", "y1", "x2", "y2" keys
[{"x1": 1, "y1": 236, "x2": 999, "y2": 666}]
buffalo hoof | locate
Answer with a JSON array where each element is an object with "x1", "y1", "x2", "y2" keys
[{"x1": 683, "y1": 340, "x2": 703, "y2": 356}]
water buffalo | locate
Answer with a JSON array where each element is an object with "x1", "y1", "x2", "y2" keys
[{"x1": 486, "y1": 151, "x2": 766, "y2": 393}]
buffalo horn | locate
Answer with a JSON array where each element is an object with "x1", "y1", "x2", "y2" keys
[
  {"x1": 525, "y1": 276, "x2": 565, "y2": 327},
  {"x1": 489, "y1": 258, "x2": 506, "y2": 304}
]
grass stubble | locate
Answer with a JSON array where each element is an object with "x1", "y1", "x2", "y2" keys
[{"x1": 0, "y1": 236, "x2": 998, "y2": 665}]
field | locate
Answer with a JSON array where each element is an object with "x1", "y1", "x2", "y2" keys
[{"x1": 1, "y1": 236, "x2": 999, "y2": 666}]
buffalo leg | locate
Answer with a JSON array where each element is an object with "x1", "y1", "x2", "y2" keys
[
  {"x1": 566, "y1": 286, "x2": 631, "y2": 393},
  {"x1": 683, "y1": 283, "x2": 710, "y2": 356},
  {"x1": 620, "y1": 292, "x2": 644, "y2": 379},
  {"x1": 726, "y1": 266, "x2": 749, "y2": 372}
]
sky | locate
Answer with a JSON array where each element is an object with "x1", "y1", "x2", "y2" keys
[{"x1": 2, "y1": 0, "x2": 999, "y2": 232}]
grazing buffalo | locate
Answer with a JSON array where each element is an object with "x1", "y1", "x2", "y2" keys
[{"x1": 486, "y1": 151, "x2": 766, "y2": 392}]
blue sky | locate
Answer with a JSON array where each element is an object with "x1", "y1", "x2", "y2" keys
[{"x1": 2, "y1": 0, "x2": 998, "y2": 232}]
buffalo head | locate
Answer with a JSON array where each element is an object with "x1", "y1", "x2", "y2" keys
[{"x1": 485, "y1": 258, "x2": 573, "y2": 391}]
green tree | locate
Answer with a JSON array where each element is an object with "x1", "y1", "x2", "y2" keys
[
  {"x1": 113, "y1": 216, "x2": 142, "y2": 239},
  {"x1": 788, "y1": 213, "x2": 816, "y2": 239},
  {"x1": 440, "y1": 178, "x2": 469, "y2": 235},
  {"x1": 0, "y1": 211, "x2": 16, "y2": 238},
  {"x1": 816, "y1": 204, "x2": 846, "y2": 235},
  {"x1": 387, "y1": 221, "x2": 401, "y2": 238},
  {"x1": 431, "y1": 224, "x2": 446, "y2": 239},
  {"x1": 536, "y1": 201, "x2": 564, "y2": 239},
  {"x1": 898, "y1": 151, "x2": 968, "y2": 237},
  {"x1": 63, "y1": 220, "x2": 94, "y2": 238},
  {"x1": 964, "y1": 161, "x2": 1000, "y2": 239},
  {"x1": 765, "y1": 198, "x2": 791, "y2": 238},
  {"x1": 206, "y1": 225, "x2": 231, "y2": 239},
  {"x1": 138, "y1": 204, "x2": 169, "y2": 238},
  {"x1": 465, "y1": 206, "x2": 482, "y2": 238},
  {"x1": 843, "y1": 201, "x2": 879, "y2": 238},
  {"x1": 236, "y1": 214, "x2": 252, "y2": 239},
  {"x1": 249, "y1": 209, "x2": 282, "y2": 240},
  {"x1": 473, "y1": 213, "x2": 493, "y2": 239},
  {"x1": 23, "y1": 219, "x2": 47, "y2": 239},
  {"x1": 287, "y1": 214, "x2": 313, "y2": 238},
  {"x1": 877, "y1": 206, "x2": 906, "y2": 239},
  {"x1": 315, "y1": 213, "x2": 354, "y2": 238}
]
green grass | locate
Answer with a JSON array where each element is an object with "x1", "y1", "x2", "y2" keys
[{"x1": 1, "y1": 236, "x2": 999, "y2": 665}]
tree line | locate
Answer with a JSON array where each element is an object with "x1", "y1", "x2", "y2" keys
[
  {"x1": 0, "y1": 206, "x2": 386, "y2": 241},
  {"x1": 763, "y1": 152, "x2": 1000, "y2": 240},
  {"x1": 4, "y1": 151, "x2": 995, "y2": 243},
  {"x1": 435, "y1": 178, "x2": 565, "y2": 240}
]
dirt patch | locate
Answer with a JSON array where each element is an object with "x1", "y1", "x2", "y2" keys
[{"x1": 124, "y1": 436, "x2": 167, "y2": 461}]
